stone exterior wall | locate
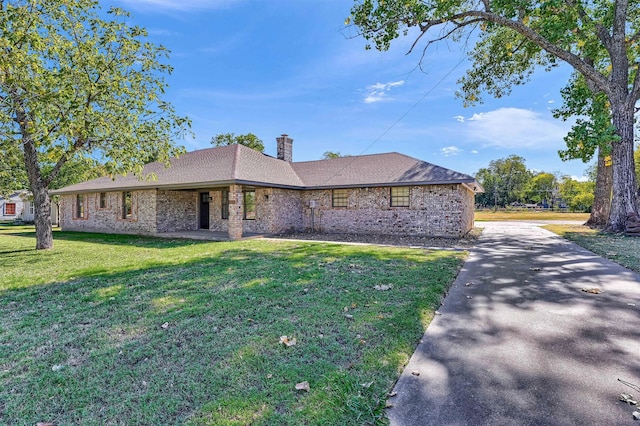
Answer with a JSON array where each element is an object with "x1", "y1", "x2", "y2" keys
[
  {"x1": 264, "y1": 188, "x2": 304, "y2": 233},
  {"x1": 207, "y1": 187, "x2": 303, "y2": 234},
  {"x1": 156, "y1": 190, "x2": 198, "y2": 232},
  {"x1": 59, "y1": 190, "x2": 157, "y2": 234},
  {"x1": 58, "y1": 184, "x2": 474, "y2": 238},
  {"x1": 300, "y1": 184, "x2": 474, "y2": 237}
]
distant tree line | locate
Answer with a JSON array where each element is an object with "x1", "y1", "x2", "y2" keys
[{"x1": 475, "y1": 154, "x2": 597, "y2": 212}]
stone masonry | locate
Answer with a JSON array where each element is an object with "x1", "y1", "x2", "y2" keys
[
  {"x1": 58, "y1": 183, "x2": 474, "y2": 238},
  {"x1": 301, "y1": 185, "x2": 474, "y2": 237}
]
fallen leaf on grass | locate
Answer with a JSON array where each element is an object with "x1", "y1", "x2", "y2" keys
[
  {"x1": 361, "y1": 381, "x2": 374, "y2": 388},
  {"x1": 620, "y1": 393, "x2": 637, "y2": 405},
  {"x1": 344, "y1": 314, "x2": 354, "y2": 320},
  {"x1": 385, "y1": 401, "x2": 394, "y2": 408},
  {"x1": 37, "y1": 423, "x2": 56, "y2": 426},
  {"x1": 295, "y1": 381, "x2": 310, "y2": 392},
  {"x1": 374, "y1": 284, "x2": 393, "y2": 291},
  {"x1": 388, "y1": 391, "x2": 398, "y2": 397},
  {"x1": 160, "y1": 322, "x2": 169, "y2": 329},
  {"x1": 582, "y1": 287, "x2": 604, "y2": 294},
  {"x1": 279, "y1": 335, "x2": 297, "y2": 347}
]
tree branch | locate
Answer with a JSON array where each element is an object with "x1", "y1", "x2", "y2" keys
[{"x1": 413, "y1": 10, "x2": 610, "y2": 97}]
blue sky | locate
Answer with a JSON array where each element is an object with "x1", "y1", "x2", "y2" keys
[{"x1": 105, "y1": 0, "x2": 590, "y2": 180}]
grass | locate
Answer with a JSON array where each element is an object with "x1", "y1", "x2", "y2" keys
[
  {"x1": 0, "y1": 225, "x2": 466, "y2": 425},
  {"x1": 544, "y1": 224, "x2": 640, "y2": 273},
  {"x1": 475, "y1": 210, "x2": 590, "y2": 221}
]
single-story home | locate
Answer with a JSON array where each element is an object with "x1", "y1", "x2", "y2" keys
[
  {"x1": 51, "y1": 135, "x2": 482, "y2": 239},
  {"x1": 0, "y1": 190, "x2": 59, "y2": 224},
  {"x1": 0, "y1": 191, "x2": 27, "y2": 222}
]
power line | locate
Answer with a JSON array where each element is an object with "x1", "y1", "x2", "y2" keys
[{"x1": 320, "y1": 55, "x2": 468, "y2": 186}]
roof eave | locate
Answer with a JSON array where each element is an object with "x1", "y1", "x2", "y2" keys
[
  {"x1": 305, "y1": 179, "x2": 478, "y2": 190},
  {"x1": 50, "y1": 179, "x2": 480, "y2": 195},
  {"x1": 50, "y1": 179, "x2": 306, "y2": 195}
]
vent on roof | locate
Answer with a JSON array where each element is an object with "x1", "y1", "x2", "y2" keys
[{"x1": 276, "y1": 134, "x2": 293, "y2": 162}]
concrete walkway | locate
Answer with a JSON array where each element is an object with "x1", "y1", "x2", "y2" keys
[{"x1": 388, "y1": 221, "x2": 640, "y2": 425}]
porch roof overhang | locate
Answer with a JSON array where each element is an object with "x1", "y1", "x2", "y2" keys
[{"x1": 51, "y1": 178, "x2": 484, "y2": 195}]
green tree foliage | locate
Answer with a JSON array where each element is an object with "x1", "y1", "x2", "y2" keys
[
  {"x1": 0, "y1": 141, "x2": 27, "y2": 197},
  {"x1": 558, "y1": 176, "x2": 595, "y2": 212},
  {"x1": 474, "y1": 155, "x2": 532, "y2": 208},
  {"x1": 211, "y1": 133, "x2": 265, "y2": 152},
  {"x1": 524, "y1": 172, "x2": 557, "y2": 205},
  {"x1": 0, "y1": 0, "x2": 190, "y2": 249},
  {"x1": 351, "y1": 0, "x2": 640, "y2": 231},
  {"x1": 322, "y1": 151, "x2": 348, "y2": 159}
]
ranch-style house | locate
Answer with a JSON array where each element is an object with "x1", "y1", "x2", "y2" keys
[{"x1": 51, "y1": 135, "x2": 482, "y2": 240}]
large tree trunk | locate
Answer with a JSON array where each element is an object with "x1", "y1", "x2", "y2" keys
[
  {"x1": 607, "y1": 103, "x2": 639, "y2": 232},
  {"x1": 22, "y1": 138, "x2": 53, "y2": 250},
  {"x1": 585, "y1": 146, "x2": 612, "y2": 228}
]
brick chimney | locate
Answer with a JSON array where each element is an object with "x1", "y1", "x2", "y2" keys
[{"x1": 276, "y1": 134, "x2": 293, "y2": 162}]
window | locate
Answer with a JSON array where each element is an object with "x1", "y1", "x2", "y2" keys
[
  {"x1": 29, "y1": 203, "x2": 34, "y2": 215},
  {"x1": 221, "y1": 190, "x2": 229, "y2": 220},
  {"x1": 75, "y1": 194, "x2": 85, "y2": 218},
  {"x1": 390, "y1": 187, "x2": 410, "y2": 207},
  {"x1": 122, "y1": 191, "x2": 132, "y2": 219},
  {"x1": 332, "y1": 189, "x2": 348, "y2": 207},
  {"x1": 4, "y1": 203, "x2": 16, "y2": 215},
  {"x1": 243, "y1": 190, "x2": 256, "y2": 220},
  {"x1": 99, "y1": 192, "x2": 107, "y2": 209}
]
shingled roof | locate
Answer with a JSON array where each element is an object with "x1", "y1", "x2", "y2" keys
[{"x1": 51, "y1": 144, "x2": 479, "y2": 195}]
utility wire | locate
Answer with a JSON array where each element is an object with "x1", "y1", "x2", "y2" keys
[{"x1": 320, "y1": 55, "x2": 468, "y2": 186}]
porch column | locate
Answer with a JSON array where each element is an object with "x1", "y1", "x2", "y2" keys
[{"x1": 228, "y1": 184, "x2": 243, "y2": 240}]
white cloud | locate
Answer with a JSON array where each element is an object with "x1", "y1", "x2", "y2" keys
[
  {"x1": 441, "y1": 146, "x2": 462, "y2": 157},
  {"x1": 453, "y1": 115, "x2": 465, "y2": 123},
  {"x1": 471, "y1": 150, "x2": 478, "y2": 154},
  {"x1": 571, "y1": 175, "x2": 589, "y2": 182},
  {"x1": 363, "y1": 80, "x2": 405, "y2": 104},
  {"x1": 462, "y1": 107, "x2": 573, "y2": 149}
]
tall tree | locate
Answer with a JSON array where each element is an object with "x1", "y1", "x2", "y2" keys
[
  {"x1": 0, "y1": 0, "x2": 190, "y2": 249},
  {"x1": 558, "y1": 175, "x2": 595, "y2": 212},
  {"x1": 474, "y1": 155, "x2": 531, "y2": 208},
  {"x1": 553, "y1": 75, "x2": 615, "y2": 227},
  {"x1": 525, "y1": 172, "x2": 557, "y2": 205},
  {"x1": 351, "y1": 0, "x2": 640, "y2": 231},
  {"x1": 211, "y1": 133, "x2": 265, "y2": 152}
]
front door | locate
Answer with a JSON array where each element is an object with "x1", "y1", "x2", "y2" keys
[{"x1": 199, "y1": 192, "x2": 210, "y2": 229}]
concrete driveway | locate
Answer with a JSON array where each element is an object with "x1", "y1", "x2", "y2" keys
[{"x1": 388, "y1": 221, "x2": 640, "y2": 425}]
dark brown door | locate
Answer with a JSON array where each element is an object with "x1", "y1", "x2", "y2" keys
[{"x1": 200, "y1": 192, "x2": 210, "y2": 229}]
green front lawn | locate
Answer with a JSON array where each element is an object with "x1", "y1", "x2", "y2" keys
[
  {"x1": 544, "y1": 224, "x2": 640, "y2": 273},
  {"x1": 0, "y1": 226, "x2": 466, "y2": 425}
]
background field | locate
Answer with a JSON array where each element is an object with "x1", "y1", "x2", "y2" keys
[{"x1": 475, "y1": 210, "x2": 590, "y2": 221}]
